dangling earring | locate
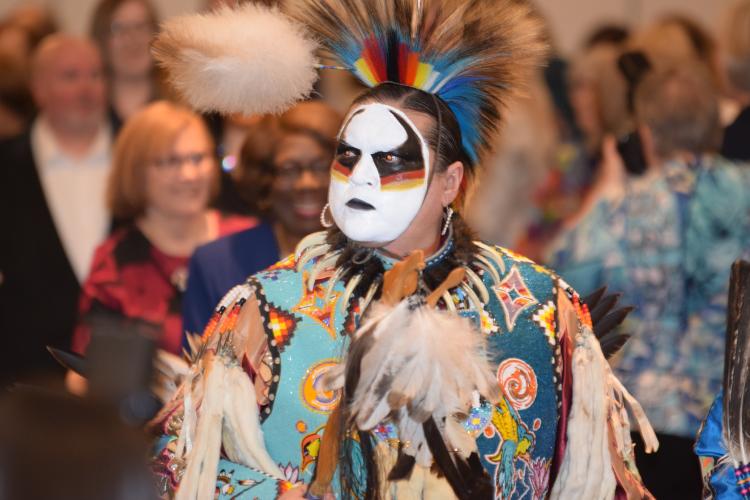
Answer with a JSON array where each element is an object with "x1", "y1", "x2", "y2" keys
[
  {"x1": 441, "y1": 206, "x2": 454, "y2": 236},
  {"x1": 320, "y1": 202, "x2": 334, "y2": 228}
]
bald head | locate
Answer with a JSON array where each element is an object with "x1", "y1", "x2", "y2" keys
[{"x1": 31, "y1": 35, "x2": 105, "y2": 135}]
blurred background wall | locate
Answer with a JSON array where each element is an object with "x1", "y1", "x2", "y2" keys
[{"x1": 0, "y1": 0, "x2": 732, "y2": 54}]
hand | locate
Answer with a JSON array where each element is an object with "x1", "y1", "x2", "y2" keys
[
  {"x1": 278, "y1": 485, "x2": 308, "y2": 500},
  {"x1": 277, "y1": 485, "x2": 336, "y2": 500},
  {"x1": 65, "y1": 369, "x2": 88, "y2": 396}
]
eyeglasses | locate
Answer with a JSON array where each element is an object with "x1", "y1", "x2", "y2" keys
[
  {"x1": 151, "y1": 152, "x2": 211, "y2": 172},
  {"x1": 110, "y1": 20, "x2": 154, "y2": 39},
  {"x1": 275, "y1": 160, "x2": 331, "y2": 182}
]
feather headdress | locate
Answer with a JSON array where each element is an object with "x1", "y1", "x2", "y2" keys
[{"x1": 285, "y1": 0, "x2": 548, "y2": 164}]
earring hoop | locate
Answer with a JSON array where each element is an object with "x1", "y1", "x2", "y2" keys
[
  {"x1": 441, "y1": 206, "x2": 454, "y2": 236},
  {"x1": 320, "y1": 202, "x2": 334, "y2": 228}
]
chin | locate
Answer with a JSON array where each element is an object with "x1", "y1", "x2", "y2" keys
[
  {"x1": 339, "y1": 223, "x2": 394, "y2": 244},
  {"x1": 164, "y1": 204, "x2": 206, "y2": 219}
]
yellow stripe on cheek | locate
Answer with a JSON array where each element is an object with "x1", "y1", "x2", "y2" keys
[
  {"x1": 331, "y1": 169, "x2": 349, "y2": 183},
  {"x1": 381, "y1": 180, "x2": 425, "y2": 191}
]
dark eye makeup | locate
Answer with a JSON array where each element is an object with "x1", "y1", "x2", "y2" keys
[{"x1": 335, "y1": 142, "x2": 361, "y2": 169}]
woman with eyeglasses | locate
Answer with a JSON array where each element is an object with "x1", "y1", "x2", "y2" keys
[
  {"x1": 181, "y1": 100, "x2": 342, "y2": 338},
  {"x1": 90, "y1": 0, "x2": 166, "y2": 133},
  {"x1": 70, "y1": 101, "x2": 255, "y2": 358}
]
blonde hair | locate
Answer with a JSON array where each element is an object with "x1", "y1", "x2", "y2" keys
[{"x1": 107, "y1": 100, "x2": 217, "y2": 220}]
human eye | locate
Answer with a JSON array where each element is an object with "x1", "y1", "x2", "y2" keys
[
  {"x1": 188, "y1": 152, "x2": 206, "y2": 165},
  {"x1": 374, "y1": 151, "x2": 404, "y2": 168},
  {"x1": 336, "y1": 143, "x2": 360, "y2": 167},
  {"x1": 337, "y1": 145, "x2": 358, "y2": 158}
]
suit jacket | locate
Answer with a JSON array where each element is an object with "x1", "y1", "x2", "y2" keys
[
  {"x1": 181, "y1": 222, "x2": 280, "y2": 340},
  {"x1": 0, "y1": 132, "x2": 81, "y2": 385}
]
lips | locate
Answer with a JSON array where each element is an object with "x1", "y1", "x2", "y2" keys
[
  {"x1": 293, "y1": 201, "x2": 323, "y2": 218},
  {"x1": 346, "y1": 198, "x2": 375, "y2": 211}
]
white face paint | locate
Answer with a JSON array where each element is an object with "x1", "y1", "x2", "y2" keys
[{"x1": 329, "y1": 102, "x2": 430, "y2": 243}]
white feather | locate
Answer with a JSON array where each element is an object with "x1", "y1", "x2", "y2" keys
[
  {"x1": 464, "y1": 267, "x2": 490, "y2": 303},
  {"x1": 341, "y1": 273, "x2": 363, "y2": 311},
  {"x1": 152, "y1": 349, "x2": 190, "y2": 403},
  {"x1": 296, "y1": 244, "x2": 330, "y2": 274},
  {"x1": 473, "y1": 252, "x2": 502, "y2": 286},
  {"x1": 295, "y1": 231, "x2": 329, "y2": 261},
  {"x1": 476, "y1": 243, "x2": 506, "y2": 275},
  {"x1": 222, "y1": 365, "x2": 284, "y2": 479},
  {"x1": 177, "y1": 356, "x2": 225, "y2": 500},
  {"x1": 347, "y1": 300, "x2": 498, "y2": 467},
  {"x1": 358, "y1": 282, "x2": 381, "y2": 318},
  {"x1": 153, "y1": 4, "x2": 319, "y2": 115},
  {"x1": 308, "y1": 251, "x2": 341, "y2": 290}
]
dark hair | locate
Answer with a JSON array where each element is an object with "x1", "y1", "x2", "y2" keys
[
  {"x1": 585, "y1": 24, "x2": 630, "y2": 48},
  {"x1": 0, "y1": 50, "x2": 34, "y2": 121},
  {"x1": 233, "y1": 101, "x2": 341, "y2": 216},
  {"x1": 353, "y1": 82, "x2": 472, "y2": 178},
  {"x1": 89, "y1": 0, "x2": 159, "y2": 74}
]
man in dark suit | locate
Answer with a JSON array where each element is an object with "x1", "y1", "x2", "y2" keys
[{"x1": 0, "y1": 35, "x2": 111, "y2": 386}]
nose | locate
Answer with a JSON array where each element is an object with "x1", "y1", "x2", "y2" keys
[
  {"x1": 296, "y1": 168, "x2": 319, "y2": 190},
  {"x1": 178, "y1": 160, "x2": 203, "y2": 181},
  {"x1": 348, "y1": 155, "x2": 379, "y2": 187}
]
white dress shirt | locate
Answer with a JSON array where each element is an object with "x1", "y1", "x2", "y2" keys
[{"x1": 31, "y1": 117, "x2": 112, "y2": 283}]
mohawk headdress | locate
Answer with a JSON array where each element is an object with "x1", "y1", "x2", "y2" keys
[
  {"x1": 153, "y1": 0, "x2": 546, "y2": 165},
  {"x1": 286, "y1": 0, "x2": 547, "y2": 164}
]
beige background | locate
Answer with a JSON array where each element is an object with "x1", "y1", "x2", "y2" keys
[{"x1": 0, "y1": 0, "x2": 734, "y2": 55}]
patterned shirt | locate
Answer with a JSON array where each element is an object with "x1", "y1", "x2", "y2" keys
[{"x1": 549, "y1": 155, "x2": 750, "y2": 437}]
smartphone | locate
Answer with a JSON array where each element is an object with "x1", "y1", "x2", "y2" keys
[{"x1": 616, "y1": 130, "x2": 648, "y2": 176}]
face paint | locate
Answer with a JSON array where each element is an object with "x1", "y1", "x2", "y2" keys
[{"x1": 329, "y1": 102, "x2": 430, "y2": 243}]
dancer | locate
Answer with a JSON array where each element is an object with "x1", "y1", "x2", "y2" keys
[{"x1": 150, "y1": 2, "x2": 656, "y2": 498}]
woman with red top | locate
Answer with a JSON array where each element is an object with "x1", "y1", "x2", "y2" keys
[{"x1": 71, "y1": 100, "x2": 254, "y2": 356}]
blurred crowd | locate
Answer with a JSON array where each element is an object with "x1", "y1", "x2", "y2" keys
[{"x1": 0, "y1": 0, "x2": 749, "y2": 497}]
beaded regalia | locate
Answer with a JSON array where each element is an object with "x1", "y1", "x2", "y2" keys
[{"x1": 149, "y1": 1, "x2": 657, "y2": 499}]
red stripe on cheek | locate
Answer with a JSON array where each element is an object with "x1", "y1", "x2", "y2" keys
[
  {"x1": 332, "y1": 161, "x2": 351, "y2": 178},
  {"x1": 380, "y1": 169, "x2": 425, "y2": 186}
]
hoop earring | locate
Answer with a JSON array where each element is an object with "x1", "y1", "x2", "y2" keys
[
  {"x1": 441, "y1": 206, "x2": 454, "y2": 236},
  {"x1": 320, "y1": 202, "x2": 334, "y2": 228}
]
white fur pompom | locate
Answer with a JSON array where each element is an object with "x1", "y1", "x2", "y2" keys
[{"x1": 153, "y1": 4, "x2": 319, "y2": 115}]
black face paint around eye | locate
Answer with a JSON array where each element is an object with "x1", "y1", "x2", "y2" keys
[
  {"x1": 331, "y1": 104, "x2": 427, "y2": 189},
  {"x1": 335, "y1": 141, "x2": 361, "y2": 170},
  {"x1": 374, "y1": 111, "x2": 425, "y2": 188}
]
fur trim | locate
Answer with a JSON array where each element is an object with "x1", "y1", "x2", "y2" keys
[{"x1": 153, "y1": 4, "x2": 319, "y2": 115}]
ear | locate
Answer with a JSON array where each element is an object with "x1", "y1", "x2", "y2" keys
[{"x1": 440, "y1": 161, "x2": 464, "y2": 206}]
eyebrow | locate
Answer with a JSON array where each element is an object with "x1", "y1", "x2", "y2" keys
[{"x1": 337, "y1": 140, "x2": 359, "y2": 151}]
